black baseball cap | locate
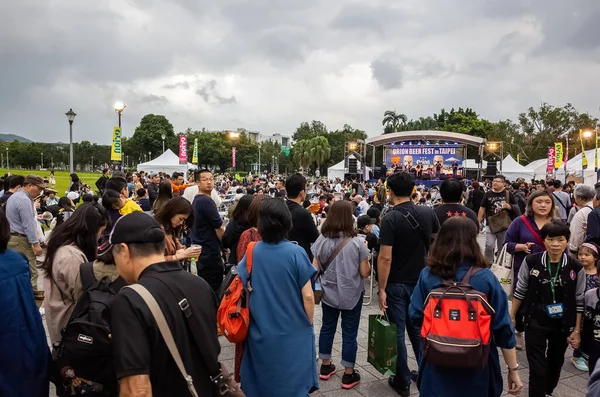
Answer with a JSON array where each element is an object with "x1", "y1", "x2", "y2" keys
[
  {"x1": 357, "y1": 214, "x2": 375, "y2": 229},
  {"x1": 109, "y1": 212, "x2": 165, "y2": 245}
]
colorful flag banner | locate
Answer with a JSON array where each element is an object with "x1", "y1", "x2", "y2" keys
[
  {"x1": 554, "y1": 142, "x2": 563, "y2": 169},
  {"x1": 192, "y1": 138, "x2": 198, "y2": 164},
  {"x1": 516, "y1": 154, "x2": 520, "y2": 164},
  {"x1": 596, "y1": 130, "x2": 598, "y2": 172},
  {"x1": 232, "y1": 147, "x2": 236, "y2": 168},
  {"x1": 546, "y1": 146, "x2": 555, "y2": 174},
  {"x1": 111, "y1": 126, "x2": 122, "y2": 161},
  {"x1": 580, "y1": 129, "x2": 588, "y2": 169},
  {"x1": 178, "y1": 135, "x2": 187, "y2": 164}
]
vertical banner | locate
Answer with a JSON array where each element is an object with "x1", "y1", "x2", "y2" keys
[
  {"x1": 595, "y1": 130, "x2": 598, "y2": 172},
  {"x1": 192, "y1": 138, "x2": 198, "y2": 164},
  {"x1": 111, "y1": 126, "x2": 122, "y2": 161},
  {"x1": 232, "y1": 147, "x2": 236, "y2": 168},
  {"x1": 580, "y1": 129, "x2": 589, "y2": 169},
  {"x1": 554, "y1": 142, "x2": 563, "y2": 169},
  {"x1": 178, "y1": 135, "x2": 187, "y2": 164},
  {"x1": 546, "y1": 146, "x2": 555, "y2": 174}
]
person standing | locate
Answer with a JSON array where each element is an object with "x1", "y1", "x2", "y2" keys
[
  {"x1": 285, "y1": 173, "x2": 319, "y2": 261},
  {"x1": 109, "y1": 213, "x2": 222, "y2": 397},
  {"x1": 478, "y1": 175, "x2": 520, "y2": 262},
  {"x1": 95, "y1": 168, "x2": 110, "y2": 196},
  {"x1": 552, "y1": 180, "x2": 572, "y2": 222},
  {"x1": 171, "y1": 172, "x2": 189, "y2": 196},
  {"x1": 569, "y1": 185, "x2": 595, "y2": 254},
  {"x1": 6, "y1": 175, "x2": 46, "y2": 299},
  {"x1": 377, "y1": 172, "x2": 440, "y2": 396},
  {"x1": 0, "y1": 175, "x2": 24, "y2": 206},
  {"x1": 433, "y1": 178, "x2": 479, "y2": 229},
  {"x1": 191, "y1": 169, "x2": 225, "y2": 292},
  {"x1": 147, "y1": 172, "x2": 161, "y2": 207}
]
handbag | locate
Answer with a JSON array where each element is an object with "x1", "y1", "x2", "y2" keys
[
  {"x1": 487, "y1": 191, "x2": 512, "y2": 233},
  {"x1": 126, "y1": 284, "x2": 245, "y2": 397},
  {"x1": 491, "y1": 244, "x2": 514, "y2": 298},
  {"x1": 314, "y1": 237, "x2": 351, "y2": 305}
]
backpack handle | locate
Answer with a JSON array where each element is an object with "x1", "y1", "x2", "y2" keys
[{"x1": 434, "y1": 285, "x2": 476, "y2": 315}]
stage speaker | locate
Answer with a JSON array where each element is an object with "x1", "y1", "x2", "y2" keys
[
  {"x1": 465, "y1": 169, "x2": 478, "y2": 180},
  {"x1": 348, "y1": 158, "x2": 358, "y2": 174},
  {"x1": 486, "y1": 160, "x2": 498, "y2": 176},
  {"x1": 373, "y1": 166, "x2": 382, "y2": 179}
]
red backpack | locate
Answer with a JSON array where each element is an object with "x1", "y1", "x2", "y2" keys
[
  {"x1": 217, "y1": 242, "x2": 256, "y2": 343},
  {"x1": 421, "y1": 267, "x2": 494, "y2": 370}
]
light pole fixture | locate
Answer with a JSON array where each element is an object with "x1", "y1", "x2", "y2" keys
[
  {"x1": 229, "y1": 131, "x2": 240, "y2": 140},
  {"x1": 41, "y1": 152, "x2": 44, "y2": 169},
  {"x1": 114, "y1": 102, "x2": 126, "y2": 127},
  {"x1": 149, "y1": 151, "x2": 152, "y2": 160},
  {"x1": 65, "y1": 108, "x2": 77, "y2": 174},
  {"x1": 5, "y1": 147, "x2": 8, "y2": 172},
  {"x1": 161, "y1": 132, "x2": 166, "y2": 153},
  {"x1": 91, "y1": 156, "x2": 94, "y2": 171}
]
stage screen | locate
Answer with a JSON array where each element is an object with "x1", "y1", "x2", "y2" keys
[{"x1": 385, "y1": 146, "x2": 464, "y2": 169}]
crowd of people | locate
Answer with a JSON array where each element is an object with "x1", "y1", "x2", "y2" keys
[{"x1": 4, "y1": 164, "x2": 600, "y2": 397}]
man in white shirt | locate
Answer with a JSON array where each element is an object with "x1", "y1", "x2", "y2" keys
[
  {"x1": 354, "y1": 195, "x2": 370, "y2": 215},
  {"x1": 568, "y1": 184, "x2": 595, "y2": 253},
  {"x1": 183, "y1": 183, "x2": 221, "y2": 208}
]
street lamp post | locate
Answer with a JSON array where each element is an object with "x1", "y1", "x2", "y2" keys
[
  {"x1": 41, "y1": 152, "x2": 43, "y2": 169},
  {"x1": 5, "y1": 147, "x2": 8, "y2": 172},
  {"x1": 582, "y1": 130, "x2": 594, "y2": 181},
  {"x1": 114, "y1": 102, "x2": 126, "y2": 170},
  {"x1": 161, "y1": 133, "x2": 166, "y2": 153},
  {"x1": 65, "y1": 108, "x2": 76, "y2": 174},
  {"x1": 91, "y1": 156, "x2": 94, "y2": 171}
]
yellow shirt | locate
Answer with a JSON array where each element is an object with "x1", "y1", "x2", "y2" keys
[{"x1": 119, "y1": 199, "x2": 143, "y2": 215}]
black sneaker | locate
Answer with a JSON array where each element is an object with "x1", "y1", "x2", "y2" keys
[
  {"x1": 410, "y1": 370, "x2": 418, "y2": 383},
  {"x1": 319, "y1": 363, "x2": 336, "y2": 380},
  {"x1": 388, "y1": 376, "x2": 410, "y2": 396},
  {"x1": 341, "y1": 370, "x2": 360, "y2": 389}
]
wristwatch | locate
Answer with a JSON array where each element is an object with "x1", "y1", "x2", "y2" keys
[{"x1": 507, "y1": 364, "x2": 519, "y2": 372}]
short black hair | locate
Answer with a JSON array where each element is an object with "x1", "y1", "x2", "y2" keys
[
  {"x1": 102, "y1": 190, "x2": 122, "y2": 211},
  {"x1": 106, "y1": 177, "x2": 127, "y2": 193},
  {"x1": 511, "y1": 182, "x2": 520, "y2": 190},
  {"x1": 82, "y1": 193, "x2": 94, "y2": 203},
  {"x1": 194, "y1": 169, "x2": 212, "y2": 182},
  {"x1": 493, "y1": 175, "x2": 506, "y2": 182},
  {"x1": 103, "y1": 168, "x2": 109, "y2": 174},
  {"x1": 258, "y1": 197, "x2": 291, "y2": 243},
  {"x1": 9, "y1": 175, "x2": 24, "y2": 189},
  {"x1": 541, "y1": 220, "x2": 570, "y2": 240},
  {"x1": 386, "y1": 172, "x2": 414, "y2": 198},
  {"x1": 439, "y1": 178, "x2": 463, "y2": 203},
  {"x1": 285, "y1": 173, "x2": 306, "y2": 199},
  {"x1": 553, "y1": 180, "x2": 562, "y2": 189},
  {"x1": 114, "y1": 241, "x2": 165, "y2": 258},
  {"x1": 137, "y1": 188, "x2": 147, "y2": 197}
]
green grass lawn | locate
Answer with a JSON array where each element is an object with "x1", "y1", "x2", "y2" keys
[{"x1": 0, "y1": 169, "x2": 102, "y2": 196}]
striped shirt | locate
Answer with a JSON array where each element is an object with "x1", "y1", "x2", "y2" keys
[{"x1": 6, "y1": 189, "x2": 38, "y2": 244}]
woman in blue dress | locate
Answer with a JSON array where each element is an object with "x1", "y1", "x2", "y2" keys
[
  {"x1": 409, "y1": 216, "x2": 523, "y2": 397},
  {"x1": 238, "y1": 198, "x2": 319, "y2": 396}
]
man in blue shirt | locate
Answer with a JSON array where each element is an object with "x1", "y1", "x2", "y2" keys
[
  {"x1": 6, "y1": 175, "x2": 47, "y2": 299},
  {"x1": 191, "y1": 169, "x2": 225, "y2": 292}
]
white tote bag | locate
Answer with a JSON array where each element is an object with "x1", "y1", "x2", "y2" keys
[{"x1": 491, "y1": 244, "x2": 514, "y2": 298}]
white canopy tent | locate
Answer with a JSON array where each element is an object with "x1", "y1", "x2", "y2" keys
[
  {"x1": 463, "y1": 158, "x2": 487, "y2": 169},
  {"x1": 524, "y1": 158, "x2": 548, "y2": 179},
  {"x1": 137, "y1": 149, "x2": 197, "y2": 174},
  {"x1": 500, "y1": 154, "x2": 534, "y2": 181},
  {"x1": 327, "y1": 155, "x2": 371, "y2": 181}
]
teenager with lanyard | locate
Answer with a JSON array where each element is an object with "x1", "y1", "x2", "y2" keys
[{"x1": 511, "y1": 221, "x2": 586, "y2": 397}]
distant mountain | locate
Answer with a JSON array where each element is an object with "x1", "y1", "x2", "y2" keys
[{"x1": 0, "y1": 133, "x2": 32, "y2": 143}]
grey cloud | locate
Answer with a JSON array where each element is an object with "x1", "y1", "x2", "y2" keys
[
  {"x1": 195, "y1": 80, "x2": 237, "y2": 105},
  {"x1": 370, "y1": 58, "x2": 403, "y2": 90},
  {"x1": 329, "y1": 3, "x2": 401, "y2": 34},
  {"x1": 139, "y1": 94, "x2": 169, "y2": 105},
  {"x1": 163, "y1": 81, "x2": 191, "y2": 90}
]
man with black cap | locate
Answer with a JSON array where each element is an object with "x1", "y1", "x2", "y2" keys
[
  {"x1": 6, "y1": 174, "x2": 46, "y2": 299},
  {"x1": 110, "y1": 212, "x2": 221, "y2": 397},
  {"x1": 357, "y1": 214, "x2": 379, "y2": 252}
]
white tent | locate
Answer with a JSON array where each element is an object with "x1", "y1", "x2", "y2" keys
[
  {"x1": 463, "y1": 158, "x2": 487, "y2": 169},
  {"x1": 500, "y1": 154, "x2": 534, "y2": 181},
  {"x1": 524, "y1": 158, "x2": 548, "y2": 179},
  {"x1": 137, "y1": 149, "x2": 197, "y2": 174},
  {"x1": 327, "y1": 155, "x2": 371, "y2": 181}
]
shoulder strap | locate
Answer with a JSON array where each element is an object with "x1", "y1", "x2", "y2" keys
[
  {"x1": 125, "y1": 284, "x2": 199, "y2": 397},
  {"x1": 319, "y1": 237, "x2": 351, "y2": 274},
  {"x1": 461, "y1": 266, "x2": 483, "y2": 284},
  {"x1": 519, "y1": 215, "x2": 546, "y2": 249},
  {"x1": 247, "y1": 241, "x2": 256, "y2": 275},
  {"x1": 79, "y1": 262, "x2": 97, "y2": 292},
  {"x1": 552, "y1": 192, "x2": 569, "y2": 212},
  {"x1": 394, "y1": 205, "x2": 430, "y2": 250}
]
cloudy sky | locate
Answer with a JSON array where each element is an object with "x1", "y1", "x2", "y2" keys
[{"x1": 1, "y1": 0, "x2": 599, "y2": 144}]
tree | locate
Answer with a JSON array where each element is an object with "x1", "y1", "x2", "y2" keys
[
  {"x1": 382, "y1": 110, "x2": 408, "y2": 134},
  {"x1": 434, "y1": 108, "x2": 492, "y2": 138},
  {"x1": 309, "y1": 136, "x2": 331, "y2": 172},
  {"x1": 292, "y1": 120, "x2": 328, "y2": 141},
  {"x1": 326, "y1": 124, "x2": 367, "y2": 168},
  {"x1": 129, "y1": 114, "x2": 177, "y2": 159},
  {"x1": 292, "y1": 140, "x2": 311, "y2": 169}
]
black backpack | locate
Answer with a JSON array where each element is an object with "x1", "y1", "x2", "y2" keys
[{"x1": 51, "y1": 262, "x2": 126, "y2": 396}]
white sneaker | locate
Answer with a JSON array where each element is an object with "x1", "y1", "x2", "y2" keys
[{"x1": 516, "y1": 332, "x2": 525, "y2": 350}]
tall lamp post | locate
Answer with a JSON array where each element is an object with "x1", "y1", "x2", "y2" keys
[
  {"x1": 5, "y1": 147, "x2": 8, "y2": 172},
  {"x1": 91, "y1": 156, "x2": 94, "y2": 171},
  {"x1": 41, "y1": 152, "x2": 44, "y2": 169},
  {"x1": 65, "y1": 108, "x2": 77, "y2": 174},
  {"x1": 228, "y1": 132, "x2": 240, "y2": 172},
  {"x1": 161, "y1": 133, "x2": 166, "y2": 153},
  {"x1": 114, "y1": 102, "x2": 126, "y2": 169},
  {"x1": 581, "y1": 129, "x2": 594, "y2": 181}
]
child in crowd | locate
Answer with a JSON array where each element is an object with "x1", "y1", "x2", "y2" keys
[
  {"x1": 578, "y1": 242, "x2": 600, "y2": 373},
  {"x1": 136, "y1": 188, "x2": 151, "y2": 212},
  {"x1": 103, "y1": 189, "x2": 142, "y2": 216}
]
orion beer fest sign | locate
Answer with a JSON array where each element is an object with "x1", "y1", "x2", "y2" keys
[
  {"x1": 179, "y1": 135, "x2": 187, "y2": 164},
  {"x1": 546, "y1": 146, "x2": 555, "y2": 174}
]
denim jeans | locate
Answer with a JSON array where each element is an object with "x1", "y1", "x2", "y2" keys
[
  {"x1": 319, "y1": 294, "x2": 364, "y2": 367},
  {"x1": 484, "y1": 226, "x2": 507, "y2": 263},
  {"x1": 385, "y1": 283, "x2": 422, "y2": 386}
]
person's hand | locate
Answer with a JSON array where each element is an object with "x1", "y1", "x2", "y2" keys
[
  {"x1": 510, "y1": 315, "x2": 516, "y2": 327},
  {"x1": 176, "y1": 246, "x2": 202, "y2": 260},
  {"x1": 32, "y1": 243, "x2": 42, "y2": 257},
  {"x1": 378, "y1": 289, "x2": 388, "y2": 311},
  {"x1": 568, "y1": 331, "x2": 581, "y2": 349},
  {"x1": 507, "y1": 369, "x2": 524, "y2": 395},
  {"x1": 517, "y1": 242, "x2": 534, "y2": 254}
]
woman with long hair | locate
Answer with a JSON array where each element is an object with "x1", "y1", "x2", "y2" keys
[
  {"x1": 409, "y1": 217, "x2": 523, "y2": 397},
  {"x1": 222, "y1": 194, "x2": 253, "y2": 265},
  {"x1": 312, "y1": 200, "x2": 371, "y2": 389},
  {"x1": 54, "y1": 196, "x2": 76, "y2": 228},
  {"x1": 239, "y1": 199, "x2": 319, "y2": 396},
  {"x1": 41, "y1": 203, "x2": 108, "y2": 344},
  {"x1": 154, "y1": 196, "x2": 201, "y2": 262},
  {"x1": 505, "y1": 189, "x2": 556, "y2": 350},
  {"x1": 152, "y1": 181, "x2": 173, "y2": 213}
]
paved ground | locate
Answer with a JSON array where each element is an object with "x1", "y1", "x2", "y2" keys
[{"x1": 45, "y1": 232, "x2": 591, "y2": 396}]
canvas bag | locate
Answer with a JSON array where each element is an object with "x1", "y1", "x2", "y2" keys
[
  {"x1": 491, "y1": 244, "x2": 514, "y2": 298},
  {"x1": 487, "y1": 191, "x2": 512, "y2": 233}
]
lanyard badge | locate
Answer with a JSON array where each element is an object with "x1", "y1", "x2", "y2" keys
[{"x1": 546, "y1": 258, "x2": 564, "y2": 318}]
